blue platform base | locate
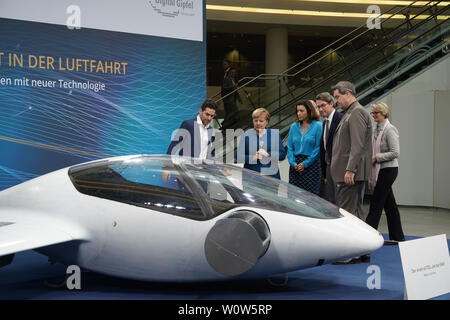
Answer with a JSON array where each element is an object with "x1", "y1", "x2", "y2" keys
[{"x1": 1, "y1": 235, "x2": 449, "y2": 300}]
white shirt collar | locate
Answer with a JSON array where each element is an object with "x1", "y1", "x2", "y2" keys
[
  {"x1": 323, "y1": 109, "x2": 336, "y2": 150},
  {"x1": 326, "y1": 109, "x2": 336, "y2": 123},
  {"x1": 196, "y1": 115, "x2": 211, "y2": 160},
  {"x1": 196, "y1": 115, "x2": 210, "y2": 129}
]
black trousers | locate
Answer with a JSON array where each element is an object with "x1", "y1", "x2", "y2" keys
[
  {"x1": 365, "y1": 167, "x2": 405, "y2": 241},
  {"x1": 320, "y1": 164, "x2": 336, "y2": 204}
]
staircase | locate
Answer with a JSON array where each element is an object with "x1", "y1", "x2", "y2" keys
[{"x1": 210, "y1": 0, "x2": 449, "y2": 162}]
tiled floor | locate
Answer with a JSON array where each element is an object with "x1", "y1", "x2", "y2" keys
[{"x1": 362, "y1": 203, "x2": 450, "y2": 239}]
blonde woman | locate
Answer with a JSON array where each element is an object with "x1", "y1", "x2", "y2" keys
[
  {"x1": 238, "y1": 108, "x2": 286, "y2": 182},
  {"x1": 366, "y1": 102, "x2": 405, "y2": 243}
]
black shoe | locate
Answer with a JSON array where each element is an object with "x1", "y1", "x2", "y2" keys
[
  {"x1": 384, "y1": 240, "x2": 405, "y2": 246},
  {"x1": 360, "y1": 254, "x2": 371, "y2": 263},
  {"x1": 332, "y1": 257, "x2": 361, "y2": 265}
]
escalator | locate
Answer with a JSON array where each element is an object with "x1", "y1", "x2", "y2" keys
[{"x1": 210, "y1": 0, "x2": 449, "y2": 161}]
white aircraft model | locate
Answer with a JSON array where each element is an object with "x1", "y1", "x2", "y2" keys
[{"x1": 0, "y1": 155, "x2": 383, "y2": 282}]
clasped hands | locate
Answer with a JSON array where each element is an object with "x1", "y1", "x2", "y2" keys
[
  {"x1": 294, "y1": 163, "x2": 305, "y2": 172},
  {"x1": 252, "y1": 148, "x2": 270, "y2": 162}
]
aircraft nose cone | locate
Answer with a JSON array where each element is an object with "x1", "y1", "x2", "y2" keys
[
  {"x1": 332, "y1": 208, "x2": 384, "y2": 260},
  {"x1": 354, "y1": 227, "x2": 384, "y2": 253}
]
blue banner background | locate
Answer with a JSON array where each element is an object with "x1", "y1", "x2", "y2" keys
[{"x1": 0, "y1": 16, "x2": 206, "y2": 190}]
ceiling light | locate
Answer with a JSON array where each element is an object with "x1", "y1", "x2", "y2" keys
[
  {"x1": 298, "y1": 0, "x2": 449, "y2": 6},
  {"x1": 207, "y1": 4, "x2": 449, "y2": 19}
]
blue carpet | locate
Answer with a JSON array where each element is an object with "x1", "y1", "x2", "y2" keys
[{"x1": 1, "y1": 235, "x2": 449, "y2": 300}]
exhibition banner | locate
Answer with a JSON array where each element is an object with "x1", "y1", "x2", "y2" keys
[
  {"x1": 0, "y1": 0, "x2": 203, "y2": 41},
  {"x1": 399, "y1": 234, "x2": 450, "y2": 300},
  {"x1": 0, "y1": 1, "x2": 206, "y2": 191}
]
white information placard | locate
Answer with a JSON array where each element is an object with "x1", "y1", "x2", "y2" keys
[{"x1": 399, "y1": 234, "x2": 450, "y2": 300}]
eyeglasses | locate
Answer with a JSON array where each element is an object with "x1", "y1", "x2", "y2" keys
[
  {"x1": 371, "y1": 111, "x2": 380, "y2": 115},
  {"x1": 317, "y1": 103, "x2": 328, "y2": 109}
]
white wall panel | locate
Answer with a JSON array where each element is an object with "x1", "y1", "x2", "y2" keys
[
  {"x1": 378, "y1": 55, "x2": 450, "y2": 208},
  {"x1": 434, "y1": 90, "x2": 450, "y2": 209},
  {"x1": 391, "y1": 91, "x2": 435, "y2": 206}
]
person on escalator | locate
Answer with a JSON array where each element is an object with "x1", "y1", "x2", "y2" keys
[{"x1": 221, "y1": 67, "x2": 241, "y2": 130}]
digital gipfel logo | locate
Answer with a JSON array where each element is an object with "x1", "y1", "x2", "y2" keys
[{"x1": 149, "y1": 0, "x2": 195, "y2": 18}]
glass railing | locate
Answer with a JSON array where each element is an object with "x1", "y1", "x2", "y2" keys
[{"x1": 210, "y1": 0, "x2": 449, "y2": 161}]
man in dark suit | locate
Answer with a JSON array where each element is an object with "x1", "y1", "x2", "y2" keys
[
  {"x1": 220, "y1": 60, "x2": 231, "y2": 102},
  {"x1": 316, "y1": 92, "x2": 343, "y2": 204},
  {"x1": 163, "y1": 99, "x2": 217, "y2": 183},
  {"x1": 221, "y1": 59, "x2": 231, "y2": 84},
  {"x1": 166, "y1": 99, "x2": 217, "y2": 160},
  {"x1": 221, "y1": 67, "x2": 241, "y2": 129},
  {"x1": 330, "y1": 81, "x2": 372, "y2": 220}
]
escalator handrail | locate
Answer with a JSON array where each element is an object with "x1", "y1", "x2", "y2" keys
[{"x1": 211, "y1": 0, "x2": 441, "y2": 104}]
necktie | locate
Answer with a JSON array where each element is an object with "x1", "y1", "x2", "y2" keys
[{"x1": 324, "y1": 119, "x2": 330, "y2": 164}]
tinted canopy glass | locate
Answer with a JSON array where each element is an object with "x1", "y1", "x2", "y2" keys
[{"x1": 69, "y1": 155, "x2": 342, "y2": 220}]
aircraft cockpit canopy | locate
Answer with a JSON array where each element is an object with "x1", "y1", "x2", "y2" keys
[{"x1": 69, "y1": 155, "x2": 343, "y2": 220}]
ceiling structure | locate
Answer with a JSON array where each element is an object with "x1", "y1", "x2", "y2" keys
[
  {"x1": 205, "y1": 0, "x2": 448, "y2": 86},
  {"x1": 206, "y1": 0, "x2": 448, "y2": 35}
]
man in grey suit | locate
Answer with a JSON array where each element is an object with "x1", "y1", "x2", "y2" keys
[{"x1": 330, "y1": 81, "x2": 372, "y2": 220}]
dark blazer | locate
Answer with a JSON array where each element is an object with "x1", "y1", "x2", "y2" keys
[
  {"x1": 222, "y1": 76, "x2": 241, "y2": 103},
  {"x1": 221, "y1": 68, "x2": 231, "y2": 98},
  {"x1": 320, "y1": 110, "x2": 343, "y2": 177},
  {"x1": 221, "y1": 75, "x2": 234, "y2": 98},
  {"x1": 166, "y1": 118, "x2": 215, "y2": 159}
]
